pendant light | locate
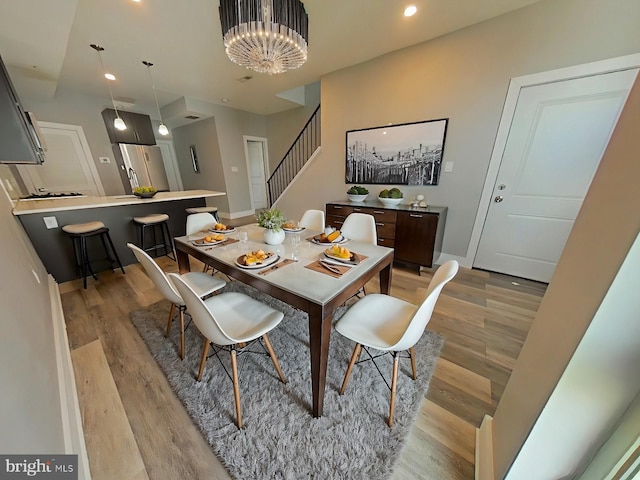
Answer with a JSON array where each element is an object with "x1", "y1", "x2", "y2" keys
[
  {"x1": 142, "y1": 61, "x2": 169, "y2": 136},
  {"x1": 90, "y1": 44, "x2": 127, "y2": 131}
]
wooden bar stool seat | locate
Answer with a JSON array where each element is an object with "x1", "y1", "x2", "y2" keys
[
  {"x1": 186, "y1": 206, "x2": 219, "y2": 222},
  {"x1": 62, "y1": 221, "x2": 125, "y2": 289},
  {"x1": 133, "y1": 213, "x2": 175, "y2": 260}
]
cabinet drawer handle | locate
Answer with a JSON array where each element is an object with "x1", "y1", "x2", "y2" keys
[
  {"x1": 373, "y1": 210, "x2": 385, "y2": 214},
  {"x1": 376, "y1": 223, "x2": 385, "y2": 226},
  {"x1": 332, "y1": 206, "x2": 343, "y2": 210},
  {"x1": 335, "y1": 221, "x2": 344, "y2": 225},
  {"x1": 353, "y1": 208, "x2": 362, "y2": 211},
  {"x1": 409, "y1": 214, "x2": 423, "y2": 218}
]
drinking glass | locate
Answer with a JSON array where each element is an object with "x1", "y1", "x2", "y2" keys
[
  {"x1": 238, "y1": 231, "x2": 248, "y2": 250},
  {"x1": 289, "y1": 234, "x2": 301, "y2": 260}
]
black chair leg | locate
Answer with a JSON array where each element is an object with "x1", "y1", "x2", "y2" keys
[{"x1": 105, "y1": 232, "x2": 125, "y2": 274}]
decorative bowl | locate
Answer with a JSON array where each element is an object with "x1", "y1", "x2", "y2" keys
[
  {"x1": 134, "y1": 191, "x2": 157, "y2": 198},
  {"x1": 378, "y1": 196, "x2": 402, "y2": 206},
  {"x1": 347, "y1": 193, "x2": 368, "y2": 203}
]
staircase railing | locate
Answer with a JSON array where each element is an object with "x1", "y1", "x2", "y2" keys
[{"x1": 267, "y1": 105, "x2": 321, "y2": 206}]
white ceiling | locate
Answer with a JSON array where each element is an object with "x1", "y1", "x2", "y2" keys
[{"x1": 0, "y1": 0, "x2": 542, "y2": 116}]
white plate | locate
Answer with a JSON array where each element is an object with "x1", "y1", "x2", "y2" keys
[
  {"x1": 192, "y1": 238, "x2": 226, "y2": 246},
  {"x1": 324, "y1": 249, "x2": 360, "y2": 265},
  {"x1": 235, "y1": 252, "x2": 278, "y2": 269},
  {"x1": 310, "y1": 234, "x2": 348, "y2": 245},
  {"x1": 210, "y1": 227, "x2": 236, "y2": 234},
  {"x1": 318, "y1": 254, "x2": 355, "y2": 268},
  {"x1": 283, "y1": 227, "x2": 305, "y2": 233}
]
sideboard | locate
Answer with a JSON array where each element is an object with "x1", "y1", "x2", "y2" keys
[{"x1": 325, "y1": 201, "x2": 447, "y2": 269}]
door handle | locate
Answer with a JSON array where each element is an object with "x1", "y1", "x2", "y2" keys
[{"x1": 494, "y1": 196, "x2": 504, "y2": 203}]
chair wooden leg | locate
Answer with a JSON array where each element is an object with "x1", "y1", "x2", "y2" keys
[
  {"x1": 166, "y1": 303, "x2": 175, "y2": 338},
  {"x1": 197, "y1": 340, "x2": 210, "y2": 381},
  {"x1": 230, "y1": 348, "x2": 242, "y2": 429},
  {"x1": 409, "y1": 347, "x2": 417, "y2": 380},
  {"x1": 262, "y1": 334, "x2": 286, "y2": 384},
  {"x1": 179, "y1": 308, "x2": 185, "y2": 360},
  {"x1": 389, "y1": 352, "x2": 399, "y2": 427},
  {"x1": 340, "y1": 343, "x2": 362, "y2": 395}
]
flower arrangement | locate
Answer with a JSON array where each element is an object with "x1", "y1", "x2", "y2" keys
[{"x1": 256, "y1": 208, "x2": 287, "y2": 231}]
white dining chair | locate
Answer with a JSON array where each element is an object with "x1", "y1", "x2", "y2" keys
[
  {"x1": 340, "y1": 213, "x2": 377, "y2": 245},
  {"x1": 127, "y1": 243, "x2": 226, "y2": 360},
  {"x1": 168, "y1": 273, "x2": 287, "y2": 429},
  {"x1": 335, "y1": 260, "x2": 459, "y2": 426},
  {"x1": 186, "y1": 212, "x2": 218, "y2": 235},
  {"x1": 299, "y1": 209, "x2": 325, "y2": 232}
]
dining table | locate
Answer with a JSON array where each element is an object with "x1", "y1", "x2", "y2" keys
[{"x1": 174, "y1": 223, "x2": 394, "y2": 417}]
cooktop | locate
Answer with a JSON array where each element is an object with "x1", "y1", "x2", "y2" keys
[{"x1": 22, "y1": 192, "x2": 85, "y2": 199}]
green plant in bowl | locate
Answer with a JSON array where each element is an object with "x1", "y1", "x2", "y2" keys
[
  {"x1": 347, "y1": 185, "x2": 369, "y2": 202},
  {"x1": 256, "y1": 207, "x2": 287, "y2": 231}
]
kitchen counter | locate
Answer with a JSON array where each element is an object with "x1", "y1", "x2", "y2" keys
[
  {"x1": 14, "y1": 189, "x2": 226, "y2": 283},
  {"x1": 13, "y1": 189, "x2": 225, "y2": 215}
]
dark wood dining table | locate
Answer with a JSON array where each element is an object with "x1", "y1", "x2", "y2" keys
[{"x1": 174, "y1": 224, "x2": 393, "y2": 417}]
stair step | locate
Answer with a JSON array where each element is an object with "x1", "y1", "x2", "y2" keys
[{"x1": 71, "y1": 340, "x2": 149, "y2": 480}]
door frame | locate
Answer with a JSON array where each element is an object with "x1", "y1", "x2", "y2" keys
[
  {"x1": 17, "y1": 122, "x2": 106, "y2": 196},
  {"x1": 156, "y1": 139, "x2": 184, "y2": 191},
  {"x1": 465, "y1": 53, "x2": 640, "y2": 269},
  {"x1": 243, "y1": 135, "x2": 270, "y2": 210}
]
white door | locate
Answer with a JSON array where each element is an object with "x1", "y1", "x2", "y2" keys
[
  {"x1": 17, "y1": 122, "x2": 105, "y2": 196},
  {"x1": 245, "y1": 138, "x2": 269, "y2": 209},
  {"x1": 474, "y1": 68, "x2": 638, "y2": 282}
]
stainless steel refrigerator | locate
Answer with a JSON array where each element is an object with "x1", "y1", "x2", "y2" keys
[{"x1": 119, "y1": 144, "x2": 170, "y2": 191}]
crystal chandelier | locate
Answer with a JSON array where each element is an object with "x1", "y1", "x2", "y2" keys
[{"x1": 219, "y1": 0, "x2": 309, "y2": 75}]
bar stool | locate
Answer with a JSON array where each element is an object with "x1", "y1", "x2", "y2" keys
[
  {"x1": 186, "y1": 206, "x2": 219, "y2": 222},
  {"x1": 62, "y1": 221, "x2": 125, "y2": 289},
  {"x1": 133, "y1": 213, "x2": 175, "y2": 260}
]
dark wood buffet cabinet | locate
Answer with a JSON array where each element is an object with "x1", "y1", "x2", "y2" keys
[{"x1": 326, "y1": 201, "x2": 447, "y2": 269}]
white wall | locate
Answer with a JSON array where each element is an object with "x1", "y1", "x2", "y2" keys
[
  {"x1": 0, "y1": 186, "x2": 65, "y2": 452},
  {"x1": 491, "y1": 72, "x2": 640, "y2": 478},
  {"x1": 505, "y1": 233, "x2": 640, "y2": 479},
  {"x1": 275, "y1": 0, "x2": 640, "y2": 257}
]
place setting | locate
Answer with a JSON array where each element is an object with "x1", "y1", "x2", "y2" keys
[
  {"x1": 282, "y1": 220, "x2": 305, "y2": 234},
  {"x1": 305, "y1": 244, "x2": 366, "y2": 278},
  {"x1": 307, "y1": 227, "x2": 349, "y2": 245},
  {"x1": 208, "y1": 221, "x2": 236, "y2": 233}
]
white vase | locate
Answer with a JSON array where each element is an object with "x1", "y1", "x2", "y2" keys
[{"x1": 263, "y1": 228, "x2": 285, "y2": 245}]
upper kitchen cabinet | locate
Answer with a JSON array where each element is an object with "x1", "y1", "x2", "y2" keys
[
  {"x1": 0, "y1": 55, "x2": 46, "y2": 164},
  {"x1": 102, "y1": 108, "x2": 156, "y2": 145}
]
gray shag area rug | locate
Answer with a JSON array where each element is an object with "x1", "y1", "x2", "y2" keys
[{"x1": 130, "y1": 282, "x2": 443, "y2": 480}]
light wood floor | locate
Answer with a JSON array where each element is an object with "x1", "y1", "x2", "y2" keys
[{"x1": 61, "y1": 242, "x2": 546, "y2": 479}]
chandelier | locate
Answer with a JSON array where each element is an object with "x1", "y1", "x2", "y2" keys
[{"x1": 219, "y1": 0, "x2": 309, "y2": 75}]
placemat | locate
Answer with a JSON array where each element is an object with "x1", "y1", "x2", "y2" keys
[{"x1": 258, "y1": 258, "x2": 296, "y2": 275}]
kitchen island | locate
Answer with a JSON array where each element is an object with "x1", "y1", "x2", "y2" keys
[{"x1": 14, "y1": 190, "x2": 225, "y2": 283}]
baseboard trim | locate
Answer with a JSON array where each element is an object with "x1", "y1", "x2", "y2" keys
[
  {"x1": 430, "y1": 253, "x2": 471, "y2": 268},
  {"x1": 476, "y1": 415, "x2": 495, "y2": 480},
  {"x1": 50, "y1": 277, "x2": 91, "y2": 479},
  {"x1": 218, "y1": 209, "x2": 255, "y2": 220}
]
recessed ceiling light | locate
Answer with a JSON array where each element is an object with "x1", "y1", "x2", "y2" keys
[
  {"x1": 404, "y1": 5, "x2": 417, "y2": 17},
  {"x1": 221, "y1": 98, "x2": 230, "y2": 103},
  {"x1": 104, "y1": 73, "x2": 116, "y2": 80}
]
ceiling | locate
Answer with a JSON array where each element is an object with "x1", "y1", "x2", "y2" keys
[{"x1": 0, "y1": 0, "x2": 542, "y2": 118}]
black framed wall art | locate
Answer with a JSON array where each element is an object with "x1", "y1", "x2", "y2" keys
[{"x1": 346, "y1": 118, "x2": 448, "y2": 185}]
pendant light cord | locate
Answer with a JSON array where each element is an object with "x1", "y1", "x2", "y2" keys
[
  {"x1": 90, "y1": 44, "x2": 122, "y2": 119},
  {"x1": 143, "y1": 61, "x2": 165, "y2": 127}
]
